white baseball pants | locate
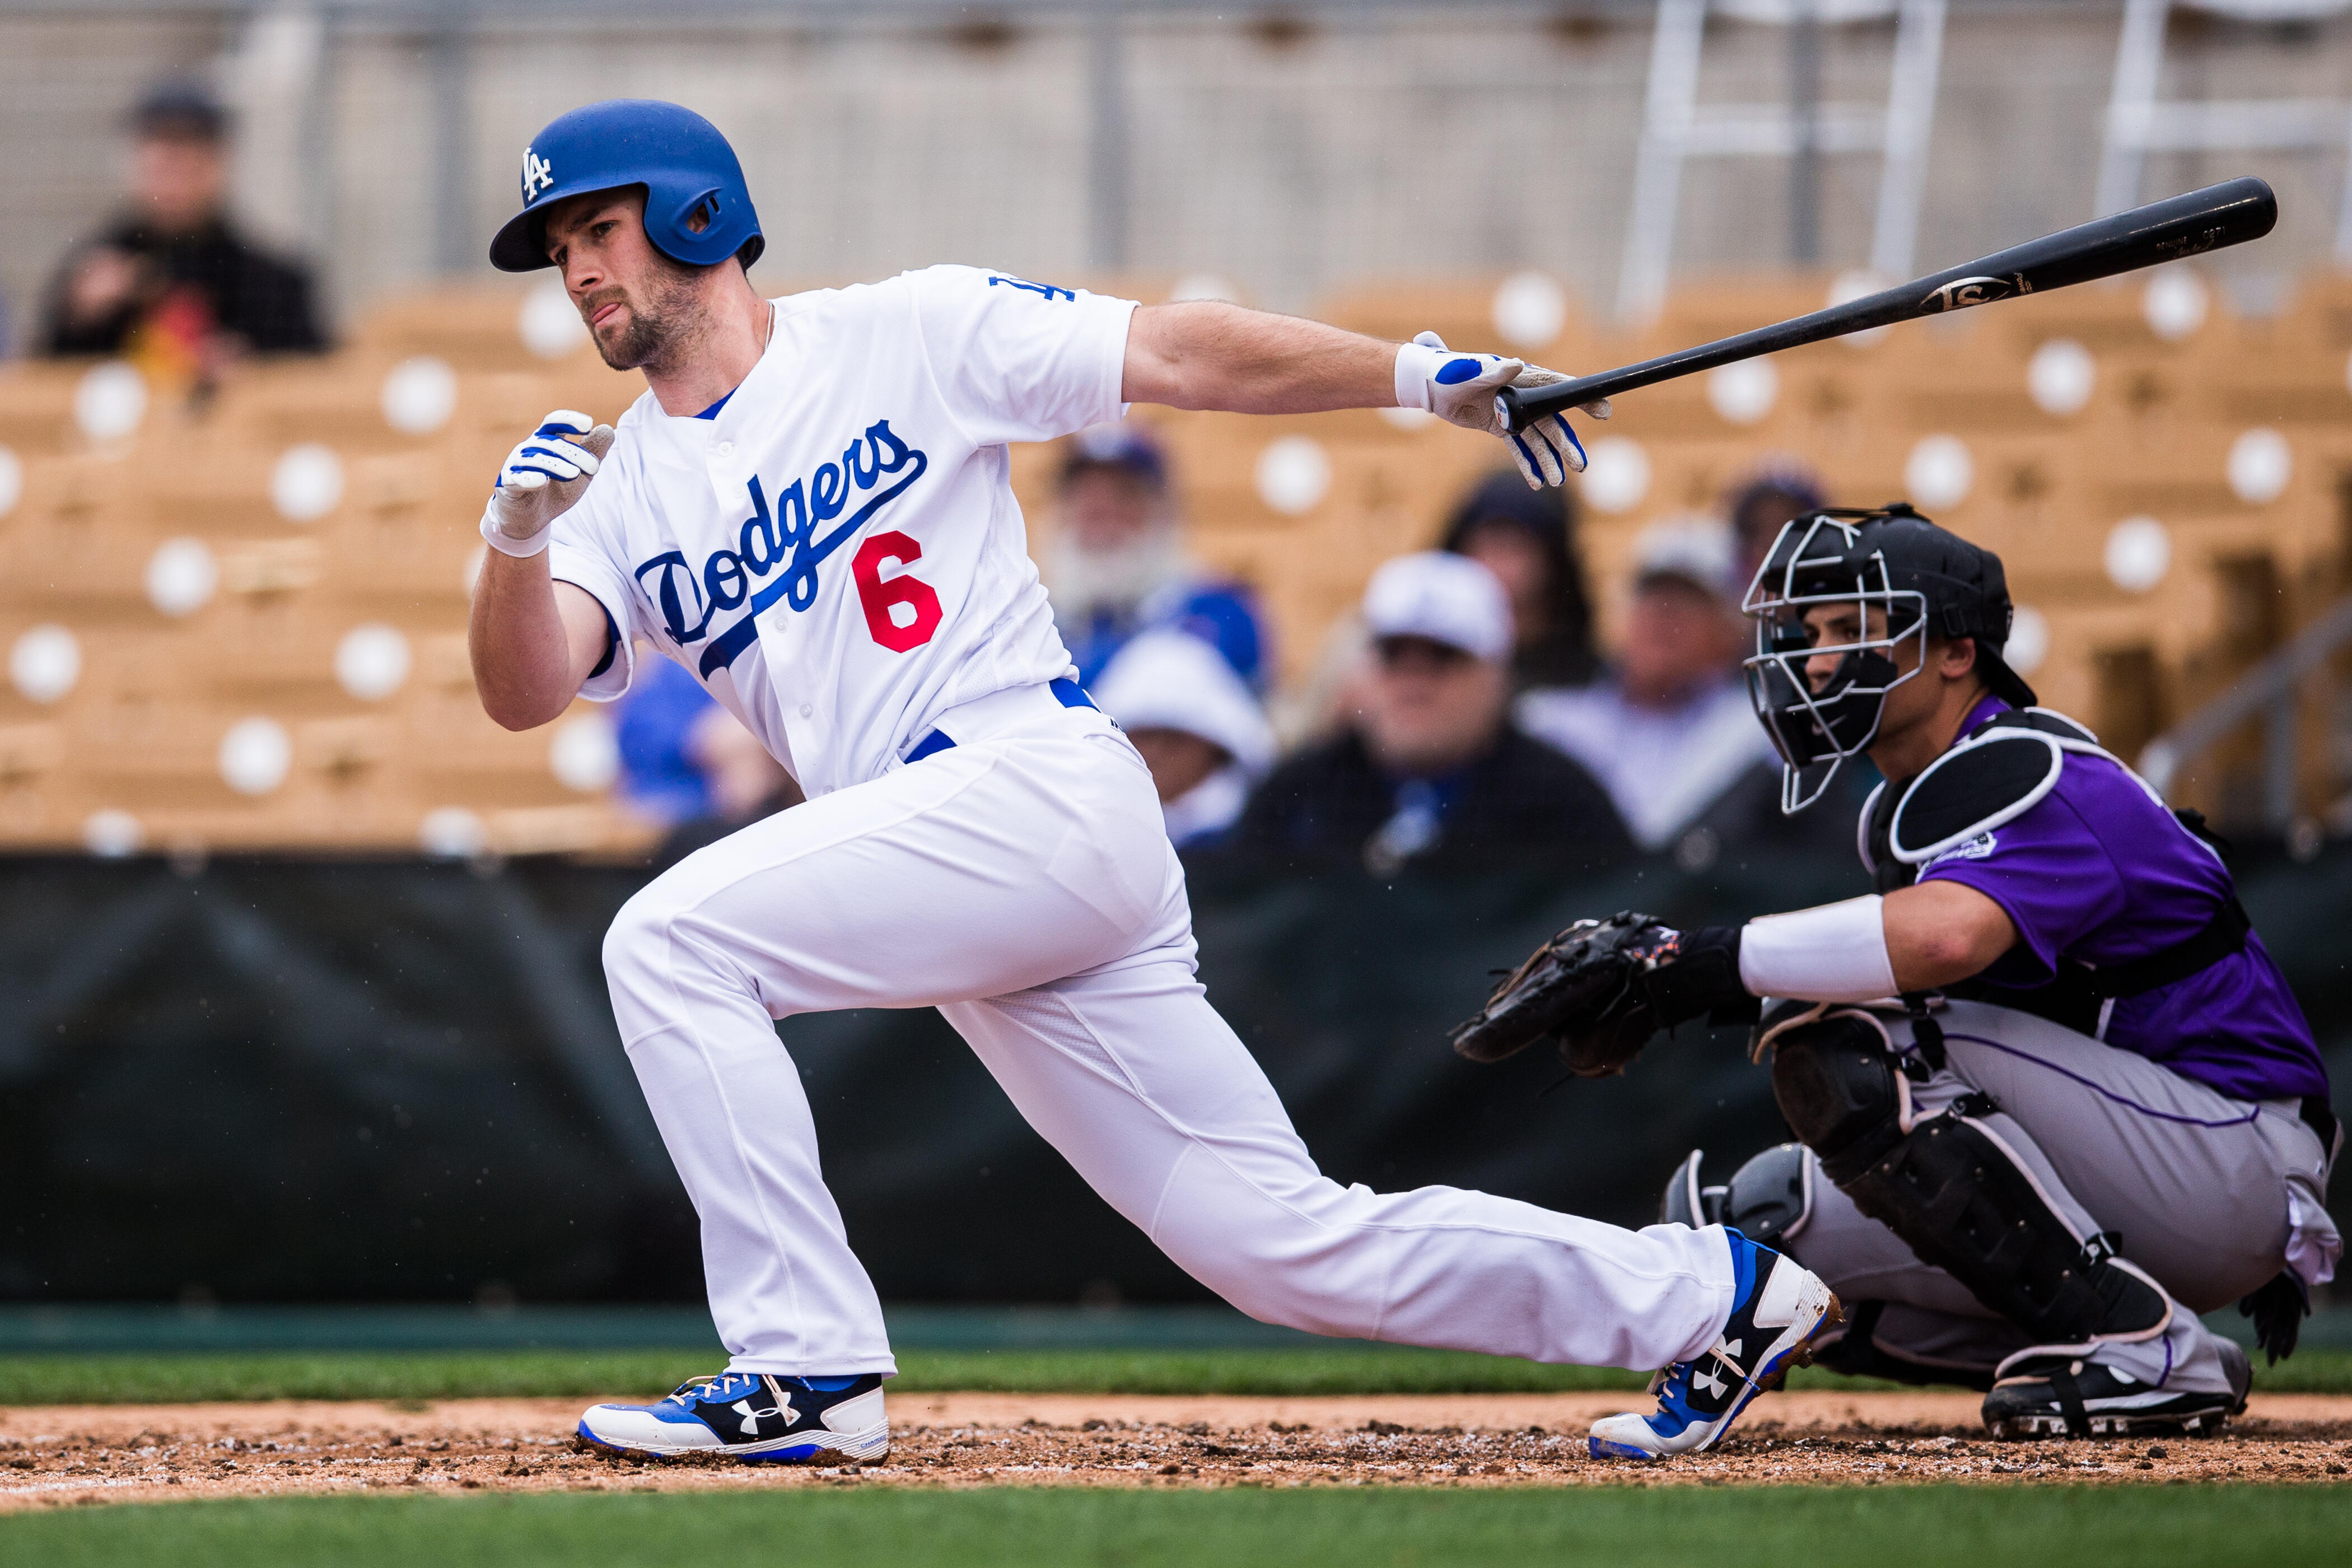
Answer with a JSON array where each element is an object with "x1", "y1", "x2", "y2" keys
[{"x1": 601, "y1": 683, "x2": 1735, "y2": 1376}]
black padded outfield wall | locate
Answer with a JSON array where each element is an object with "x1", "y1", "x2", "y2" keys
[{"x1": 3, "y1": 846, "x2": 2347, "y2": 1305}]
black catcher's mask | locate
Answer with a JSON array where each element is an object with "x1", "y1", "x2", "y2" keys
[{"x1": 1742, "y1": 504, "x2": 2038, "y2": 812}]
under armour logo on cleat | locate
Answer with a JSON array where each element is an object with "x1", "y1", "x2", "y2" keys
[
  {"x1": 1692, "y1": 1365, "x2": 1728, "y2": 1398},
  {"x1": 731, "y1": 1396, "x2": 794, "y2": 1436}
]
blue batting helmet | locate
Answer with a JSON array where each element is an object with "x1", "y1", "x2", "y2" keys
[{"x1": 490, "y1": 100, "x2": 763, "y2": 273}]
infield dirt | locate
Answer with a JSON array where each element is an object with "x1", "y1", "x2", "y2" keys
[{"x1": 2, "y1": 1391, "x2": 2349, "y2": 1510}]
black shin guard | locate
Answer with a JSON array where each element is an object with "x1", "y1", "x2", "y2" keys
[{"x1": 1770, "y1": 1015, "x2": 2166, "y2": 1347}]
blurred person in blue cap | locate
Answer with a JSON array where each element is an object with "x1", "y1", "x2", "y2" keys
[
  {"x1": 1090, "y1": 629, "x2": 1275, "y2": 851},
  {"x1": 1518, "y1": 519, "x2": 1853, "y2": 867},
  {"x1": 1045, "y1": 421, "x2": 1268, "y2": 688},
  {"x1": 41, "y1": 78, "x2": 326, "y2": 380},
  {"x1": 615, "y1": 657, "x2": 724, "y2": 825},
  {"x1": 1234, "y1": 552, "x2": 1626, "y2": 875},
  {"x1": 650, "y1": 701, "x2": 806, "y2": 871},
  {"x1": 1726, "y1": 458, "x2": 1827, "y2": 589},
  {"x1": 1439, "y1": 469, "x2": 1600, "y2": 690}
]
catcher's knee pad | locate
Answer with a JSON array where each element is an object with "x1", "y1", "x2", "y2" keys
[
  {"x1": 1769, "y1": 1013, "x2": 1906, "y2": 1179},
  {"x1": 1657, "y1": 1142, "x2": 1813, "y2": 1249},
  {"x1": 1722, "y1": 1142, "x2": 1814, "y2": 1249}
]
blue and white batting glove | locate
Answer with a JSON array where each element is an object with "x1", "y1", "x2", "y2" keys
[
  {"x1": 1394, "y1": 332, "x2": 1608, "y2": 489},
  {"x1": 480, "y1": 409, "x2": 616, "y2": 557}
]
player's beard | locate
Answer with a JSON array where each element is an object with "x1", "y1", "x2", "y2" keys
[
  {"x1": 1045, "y1": 526, "x2": 1191, "y2": 626},
  {"x1": 583, "y1": 255, "x2": 707, "y2": 375}
]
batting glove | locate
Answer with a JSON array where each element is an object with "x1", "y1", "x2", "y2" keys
[
  {"x1": 1394, "y1": 332, "x2": 1608, "y2": 489},
  {"x1": 480, "y1": 410, "x2": 616, "y2": 558}
]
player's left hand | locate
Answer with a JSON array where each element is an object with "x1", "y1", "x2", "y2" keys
[{"x1": 1395, "y1": 332, "x2": 1608, "y2": 489}]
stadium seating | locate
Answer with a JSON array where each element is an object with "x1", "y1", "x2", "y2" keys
[{"x1": 0, "y1": 265, "x2": 2340, "y2": 854}]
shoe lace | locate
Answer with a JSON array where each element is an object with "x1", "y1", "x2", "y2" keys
[{"x1": 668, "y1": 1373, "x2": 736, "y2": 1404}]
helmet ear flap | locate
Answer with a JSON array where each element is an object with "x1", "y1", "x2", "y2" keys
[{"x1": 646, "y1": 185, "x2": 731, "y2": 261}]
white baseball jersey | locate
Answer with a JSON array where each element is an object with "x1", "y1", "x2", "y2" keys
[{"x1": 548, "y1": 265, "x2": 1138, "y2": 796}]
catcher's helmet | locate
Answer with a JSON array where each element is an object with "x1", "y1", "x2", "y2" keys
[
  {"x1": 491, "y1": 99, "x2": 763, "y2": 273},
  {"x1": 1742, "y1": 505, "x2": 2036, "y2": 813}
]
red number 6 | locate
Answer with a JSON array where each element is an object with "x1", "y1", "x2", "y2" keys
[{"x1": 852, "y1": 530, "x2": 943, "y2": 652}]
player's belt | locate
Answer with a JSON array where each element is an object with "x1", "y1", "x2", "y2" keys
[{"x1": 903, "y1": 678, "x2": 1097, "y2": 764}]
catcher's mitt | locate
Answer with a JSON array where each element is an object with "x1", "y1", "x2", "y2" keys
[{"x1": 1448, "y1": 911, "x2": 1745, "y2": 1078}]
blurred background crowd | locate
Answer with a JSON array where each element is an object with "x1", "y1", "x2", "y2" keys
[{"x1": 3, "y1": 0, "x2": 2351, "y2": 1309}]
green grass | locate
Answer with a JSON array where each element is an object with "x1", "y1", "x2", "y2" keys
[
  {"x1": 4, "y1": 1485, "x2": 2349, "y2": 1567},
  {"x1": 2, "y1": 1345, "x2": 2347, "y2": 1406},
  {"x1": 0, "y1": 1347, "x2": 1640, "y2": 1404}
]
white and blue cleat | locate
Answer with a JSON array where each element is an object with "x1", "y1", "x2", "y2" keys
[
  {"x1": 578, "y1": 1371, "x2": 889, "y2": 1463},
  {"x1": 1589, "y1": 1229, "x2": 1841, "y2": 1460}
]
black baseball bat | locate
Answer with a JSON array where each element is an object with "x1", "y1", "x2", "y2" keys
[{"x1": 1497, "y1": 176, "x2": 2277, "y2": 433}]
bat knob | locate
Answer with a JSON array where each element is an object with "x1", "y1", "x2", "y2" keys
[{"x1": 1494, "y1": 384, "x2": 1527, "y2": 435}]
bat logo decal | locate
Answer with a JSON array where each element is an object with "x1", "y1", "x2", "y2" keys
[
  {"x1": 2153, "y1": 225, "x2": 2225, "y2": 261},
  {"x1": 1922, "y1": 274, "x2": 2032, "y2": 313}
]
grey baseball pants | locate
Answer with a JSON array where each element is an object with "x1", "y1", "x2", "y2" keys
[{"x1": 1779, "y1": 1000, "x2": 2337, "y2": 1382}]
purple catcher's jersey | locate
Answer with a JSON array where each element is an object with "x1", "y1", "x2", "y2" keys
[{"x1": 1911, "y1": 698, "x2": 2325, "y2": 1103}]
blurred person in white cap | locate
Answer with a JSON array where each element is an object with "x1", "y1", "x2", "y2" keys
[
  {"x1": 1518, "y1": 519, "x2": 1847, "y2": 866},
  {"x1": 1044, "y1": 421, "x2": 1269, "y2": 690},
  {"x1": 1091, "y1": 629, "x2": 1276, "y2": 850},
  {"x1": 1235, "y1": 552, "x2": 1626, "y2": 875}
]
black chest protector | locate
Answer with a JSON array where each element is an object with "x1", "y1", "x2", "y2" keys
[{"x1": 1858, "y1": 707, "x2": 2250, "y2": 1037}]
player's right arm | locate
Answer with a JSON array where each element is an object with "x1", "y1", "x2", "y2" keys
[
  {"x1": 1123, "y1": 303, "x2": 1609, "y2": 489},
  {"x1": 468, "y1": 411, "x2": 619, "y2": 731}
]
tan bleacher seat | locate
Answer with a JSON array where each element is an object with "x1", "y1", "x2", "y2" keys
[
  {"x1": 346, "y1": 286, "x2": 547, "y2": 372},
  {"x1": 0, "y1": 362, "x2": 96, "y2": 456},
  {"x1": 1314, "y1": 279, "x2": 1594, "y2": 362},
  {"x1": 1989, "y1": 277, "x2": 2208, "y2": 359},
  {"x1": 2191, "y1": 296, "x2": 2352, "y2": 432}
]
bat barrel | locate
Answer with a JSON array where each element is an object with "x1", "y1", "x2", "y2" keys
[{"x1": 1499, "y1": 176, "x2": 2276, "y2": 433}]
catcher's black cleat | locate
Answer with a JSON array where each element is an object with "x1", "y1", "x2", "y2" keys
[{"x1": 1982, "y1": 1340, "x2": 2249, "y2": 1440}]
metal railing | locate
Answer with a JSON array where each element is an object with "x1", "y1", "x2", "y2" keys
[{"x1": 2139, "y1": 594, "x2": 2352, "y2": 834}]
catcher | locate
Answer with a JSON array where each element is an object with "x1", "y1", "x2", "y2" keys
[{"x1": 1457, "y1": 506, "x2": 2339, "y2": 1444}]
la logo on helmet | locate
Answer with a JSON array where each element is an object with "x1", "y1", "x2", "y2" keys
[{"x1": 521, "y1": 148, "x2": 555, "y2": 203}]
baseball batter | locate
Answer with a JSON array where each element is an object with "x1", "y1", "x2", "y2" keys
[
  {"x1": 1458, "y1": 507, "x2": 2339, "y2": 1443},
  {"x1": 468, "y1": 100, "x2": 1836, "y2": 1466}
]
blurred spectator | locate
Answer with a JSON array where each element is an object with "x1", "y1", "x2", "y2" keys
[
  {"x1": 1439, "y1": 470, "x2": 1599, "y2": 690},
  {"x1": 1725, "y1": 459, "x2": 1827, "y2": 590},
  {"x1": 1046, "y1": 422, "x2": 1268, "y2": 688},
  {"x1": 1518, "y1": 521, "x2": 1856, "y2": 867},
  {"x1": 1233, "y1": 553, "x2": 1628, "y2": 875},
  {"x1": 615, "y1": 657, "x2": 721, "y2": 826},
  {"x1": 40, "y1": 80, "x2": 326, "y2": 382},
  {"x1": 1518, "y1": 522, "x2": 1772, "y2": 854},
  {"x1": 653, "y1": 706, "x2": 805, "y2": 870},
  {"x1": 1093, "y1": 629, "x2": 1276, "y2": 850}
]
